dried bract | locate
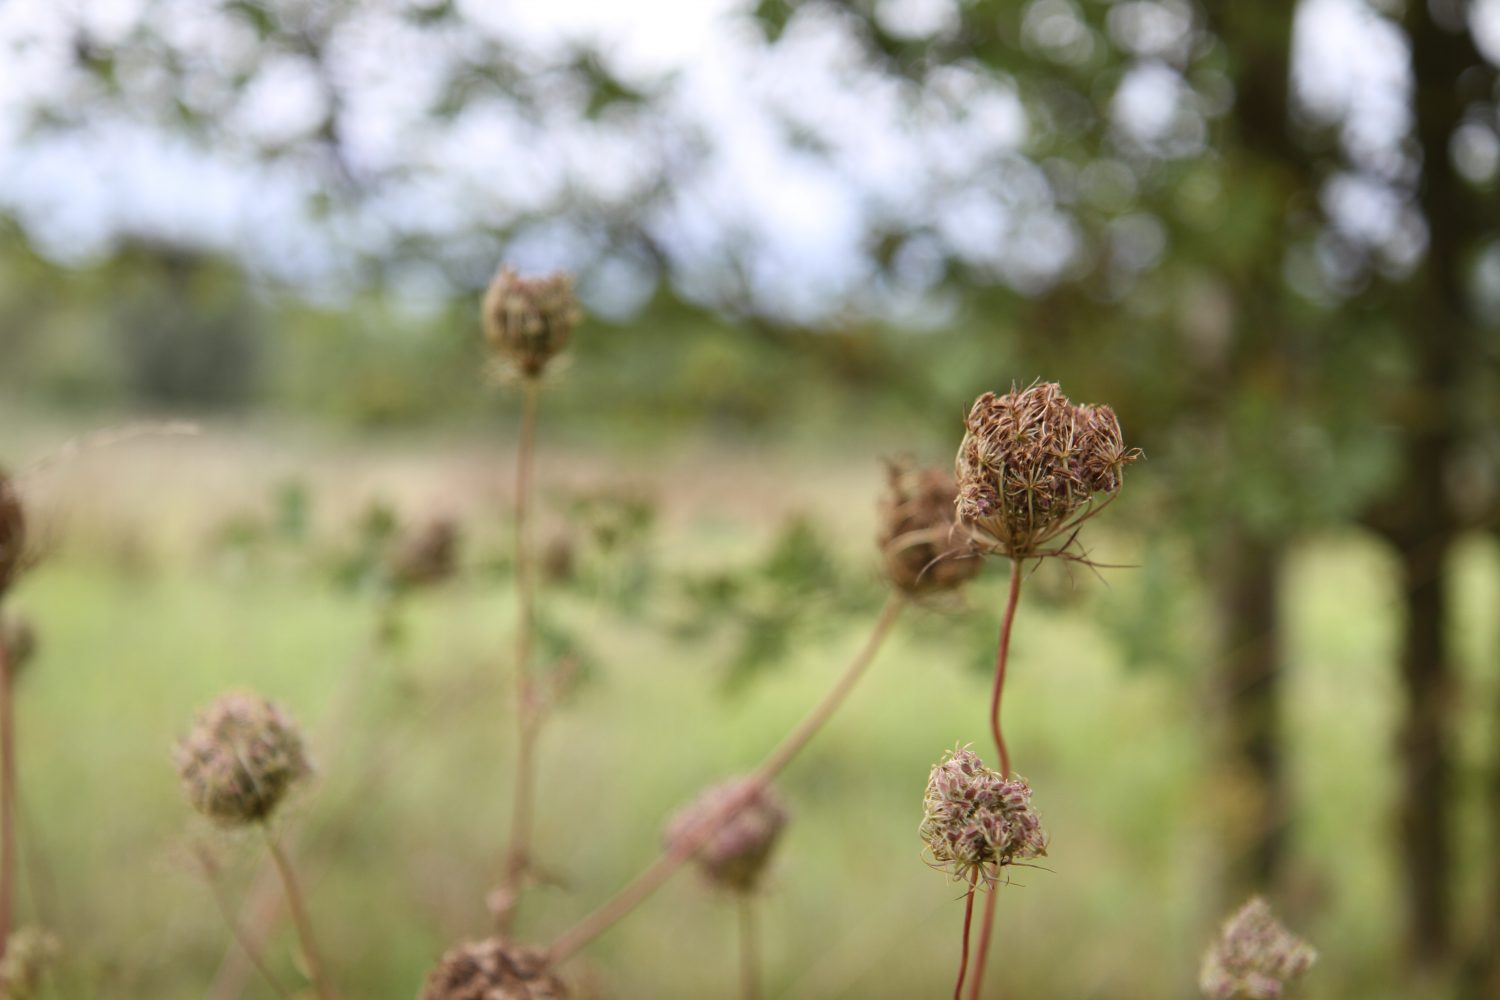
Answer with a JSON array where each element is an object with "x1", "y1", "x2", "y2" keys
[
  {"x1": 920, "y1": 745, "x2": 1046, "y2": 885},
  {"x1": 174, "y1": 692, "x2": 311, "y2": 827},
  {"x1": 1199, "y1": 897, "x2": 1317, "y2": 1000},
  {"x1": 482, "y1": 267, "x2": 582, "y2": 379},
  {"x1": 955, "y1": 383, "x2": 1138, "y2": 559},
  {"x1": 663, "y1": 778, "x2": 788, "y2": 893},
  {"x1": 0, "y1": 928, "x2": 60, "y2": 1000},
  {"x1": 420, "y1": 939, "x2": 567, "y2": 1000},
  {"x1": 878, "y1": 460, "x2": 981, "y2": 597},
  {"x1": 0, "y1": 470, "x2": 25, "y2": 599}
]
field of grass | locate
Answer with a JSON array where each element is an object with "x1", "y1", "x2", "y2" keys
[{"x1": 1, "y1": 418, "x2": 1497, "y2": 998}]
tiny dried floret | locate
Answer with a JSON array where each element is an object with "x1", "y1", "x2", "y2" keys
[
  {"x1": 0, "y1": 469, "x2": 25, "y2": 599},
  {"x1": 878, "y1": 460, "x2": 982, "y2": 597},
  {"x1": 482, "y1": 267, "x2": 582, "y2": 379},
  {"x1": 174, "y1": 692, "x2": 311, "y2": 827},
  {"x1": 1199, "y1": 897, "x2": 1317, "y2": 1000},
  {"x1": 664, "y1": 778, "x2": 788, "y2": 893},
  {"x1": 955, "y1": 382, "x2": 1138, "y2": 560},
  {"x1": 920, "y1": 745, "x2": 1046, "y2": 885},
  {"x1": 420, "y1": 938, "x2": 567, "y2": 1000},
  {"x1": 0, "y1": 927, "x2": 61, "y2": 1000}
]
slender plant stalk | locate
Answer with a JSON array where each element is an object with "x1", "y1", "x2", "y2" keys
[
  {"x1": 263, "y1": 827, "x2": 334, "y2": 1000},
  {"x1": 967, "y1": 557, "x2": 1025, "y2": 1000},
  {"x1": 0, "y1": 635, "x2": 13, "y2": 960},
  {"x1": 953, "y1": 870, "x2": 978, "y2": 1000},
  {"x1": 547, "y1": 595, "x2": 906, "y2": 964},
  {"x1": 738, "y1": 894, "x2": 760, "y2": 1000},
  {"x1": 193, "y1": 845, "x2": 291, "y2": 999},
  {"x1": 497, "y1": 378, "x2": 542, "y2": 935}
]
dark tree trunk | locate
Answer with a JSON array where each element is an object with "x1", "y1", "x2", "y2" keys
[{"x1": 1213, "y1": 536, "x2": 1286, "y2": 898}]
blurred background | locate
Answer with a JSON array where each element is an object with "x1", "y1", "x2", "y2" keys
[{"x1": 0, "y1": 0, "x2": 1498, "y2": 996}]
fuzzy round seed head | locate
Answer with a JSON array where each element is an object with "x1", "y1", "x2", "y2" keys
[
  {"x1": 1199, "y1": 897, "x2": 1317, "y2": 999},
  {"x1": 482, "y1": 267, "x2": 582, "y2": 379},
  {"x1": 878, "y1": 460, "x2": 982, "y2": 597},
  {"x1": 1, "y1": 615, "x2": 36, "y2": 677},
  {"x1": 0, "y1": 469, "x2": 25, "y2": 599},
  {"x1": 420, "y1": 939, "x2": 567, "y2": 1000},
  {"x1": 955, "y1": 383, "x2": 1138, "y2": 559},
  {"x1": 174, "y1": 692, "x2": 311, "y2": 827},
  {"x1": 920, "y1": 745, "x2": 1046, "y2": 884},
  {"x1": 664, "y1": 778, "x2": 788, "y2": 894},
  {"x1": 0, "y1": 927, "x2": 61, "y2": 1000}
]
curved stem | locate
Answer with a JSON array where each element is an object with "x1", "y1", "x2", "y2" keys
[
  {"x1": 497, "y1": 378, "x2": 541, "y2": 934},
  {"x1": 967, "y1": 883, "x2": 1000, "y2": 1000},
  {"x1": 263, "y1": 827, "x2": 334, "y2": 1000},
  {"x1": 738, "y1": 894, "x2": 760, "y2": 1000},
  {"x1": 989, "y1": 559, "x2": 1023, "y2": 778},
  {"x1": 546, "y1": 595, "x2": 906, "y2": 964},
  {"x1": 0, "y1": 633, "x2": 13, "y2": 960},
  {"x1": 953, "y1": 871, "x2": 978, "y2": 1000},
  {"x1": 193, "y1": 844, "x2": 290, "y2": 999}
]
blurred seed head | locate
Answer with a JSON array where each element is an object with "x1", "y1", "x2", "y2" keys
[
  {"x1": 1199, "y1": 897, "x2": 1316, "y2": 999},
  {"x1": 0, "y1": 469, "x2": 26, "y2": 599},
  {"x1": 482, "y1": 267, "x2": 582, "y2": 380},
  {"x1": 955, "y1": 382, "x2": 1138, "y2": 560},
  {"x1": 173, "y1": 691, "x2": 311, "y2": 827},
  {"x1": 420, "y1": 939, "x2": 567, "y2": 1000},
  {"x1": 0, "y1": 928, "x2": 61, "y2": 1000},
  {"x1": 663, "y1": 778, "x2": 788, "y2": 894},
  {"x1": 1, "y1": 615, "x2": 36, "y2": 677},
  {"x1": 920, "y1": 745, "x2": 1046, "y2": 885},
  {"x1": 878, "y1": 459, "x2": 982, "y2": 597},
  {"x1": 388, "y1": 517, "x2": 460, "y2": 591}
]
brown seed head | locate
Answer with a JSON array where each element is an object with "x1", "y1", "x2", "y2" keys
[
  {"x1": 174, "y1": 692, "x2": 311, "y2": 827},
  {"x1": 878, "y1": 460, "x2": 982, "y2": 597},
  {"x1": 663, "y1": 778, "x2": 788, "y2": 894},
  {"x1": 920, "y1": 745, "x2": 1046, "y2": 885},
  {"x1": 1199, "y1": 897, "x2": 1317, "y2": 1000},
  {"x1": 0, "y1": 927, "x2": 61, "y2": 1000},
  {"x1": 0, "y1": 469, "x2": 25, "y2": 599},
  {"x1": 388, "y1": 518, "x2": 460, "y2": 591},
  {"x1": 420, "y1": 939, "x2": 567, "y2": 1000},
  {"x1": 482, "y1": 267, "x2": 582, "y2": 379},
  {"x1": 955, "y1": 383, "x2": 1138, "y2": 559}
]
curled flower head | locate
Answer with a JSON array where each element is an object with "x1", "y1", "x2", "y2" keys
[
  {"x1": 1199, "y1": 897, "x2": 1317, "y2": 999},
  {"x1": 0, "y1": 928, "x2": 61, "y2": 1000},
  {"x1": 174, "y1": 692, "x2": 311, "y2": 827},
  {"x1": 482, "y1": 267, "x2": 582, "y2": 379},
  {"x1": 955, "y1": 382, "x2": 1138, "y2": 560},
  {"x1": 0, "y1": 469, "x2": 25, "y2": 599},
  {"x1": 878, "y1": 460, "x2": 982, "y2": 597},
  {"x1": 663, "y1": 778, "x2": 788, "y2": 894},
  {"x1": 919, "y1": 745, "x2": 1046, "y2": 885},
  {"x1": 421, "y1": 939, "x2": 567, "y2": 1000}
]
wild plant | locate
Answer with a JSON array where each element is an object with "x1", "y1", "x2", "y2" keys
[{"x1": 1199, "y1": 897, "x2": 1317, "y2": 999}]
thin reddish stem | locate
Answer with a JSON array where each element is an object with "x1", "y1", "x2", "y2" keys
[
  {"x1": 0, "y1": 633, "x2": 13, "y2": 960},
  {"x1": 954, "y1": 871, "x2": 978, "y2": 1000},
  {"x1": 989, "y1": 559, "x2": 1023, "y2": 778},
  {"x1": 967, "y1": 883, "x2": 1000, "y2": 1000},
  {"x1": 738, "y1": 894, "x2": 760, "y2": 1000},
  {"x1": 263, "y1": 828, "x2": 335, "y2": 1000},
  {"x1": 546, "y1": 596, "x2": 905, "y2": 964}
]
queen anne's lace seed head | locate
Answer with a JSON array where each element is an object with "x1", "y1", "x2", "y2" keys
[
  {"x1": 482, "y1": 267, "x2": 582, "y2": 380},
  {"x1": 878, "y1": 460, "x2": 981, "y2": 597},
  {"x1": 0, "y1": 470, "x2": 25, "y2": 599},
  {"x1": 174, "y1": 692, "x2": 311, "y2": 827},
  {"x1": 663, "y1": 778, "x2": 788, "y2": 894},
  {"x1": 1199, "y1": 897, "x2": 1317, "y2": 999},
  {"x1": 919, "y1": 745, "x2": 1046, "y2": 885},
  {"x1": 955, "y1": 383, "x2": 1138, "y2": 559},
  {"x1": 420, "y1": 939, "x2": 567, "y2": 1000}
]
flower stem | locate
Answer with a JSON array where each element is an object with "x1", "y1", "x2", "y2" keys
[
  {"x1": 193, "y1": 844, "x2": 291, "y2": 999},
  {"x1": 0, "y1": 632, "x2": 13, "y2": 961},
  {"x1": 966, "y1": 884, "x2": 1000, "y2": 1000},
  {"x1": 953, "y1": 871, "x2": 978, "y2": 1000},
  {"x1": 989, "y1": 559, "x2": 1023, "y2": 779},
  {"x1": 497, "y1": 378, "x2": 541, "y2": 934},
  {"x1": 263, "y1": 827, "x2": 334, "y2": 1000},
  {"x1": 546, "y1": 595, "x2": 906, "y2": 964},
  {"x1": 738, "y1": 894, "x2": 760, "y2": 1000}
]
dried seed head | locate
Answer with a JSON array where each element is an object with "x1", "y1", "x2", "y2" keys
[
  {"x1": 420, "y1": 939, "x2": 567, "y2": 1000},
  {"x1": 0, "y1": 927, "x2": 61, "y2": 1000},
  {"x1": 920, "y1": 745, "x2": 1046, "y2": 885},
  {"x1": 0, "y1": 470, "x2": 25, "y2": 599},
  {"x1": 1199, "y1": 897, "x2": 1317, "y2": 999},
  {"x1": 955, "y1": 383, "x2": 1138, "y2": 560},
  {"x1": 663, "y1": 778, "x2": 788, "y2": 894},
  {"x1": 1, "y1": 615, "x2": 36, "y2": 677},
  {"x1": 482, "y1": 267, "x2": 582, "y2": 380},
  {"x1": 174, "y1": 692, "x2": 311, "y2": 827},
  {"x1": 388, "y1": 518, "x2": 459, "y2": 591},
  {"x1": 878, "y1": 460, "x2": 982, "y2": 597}
]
